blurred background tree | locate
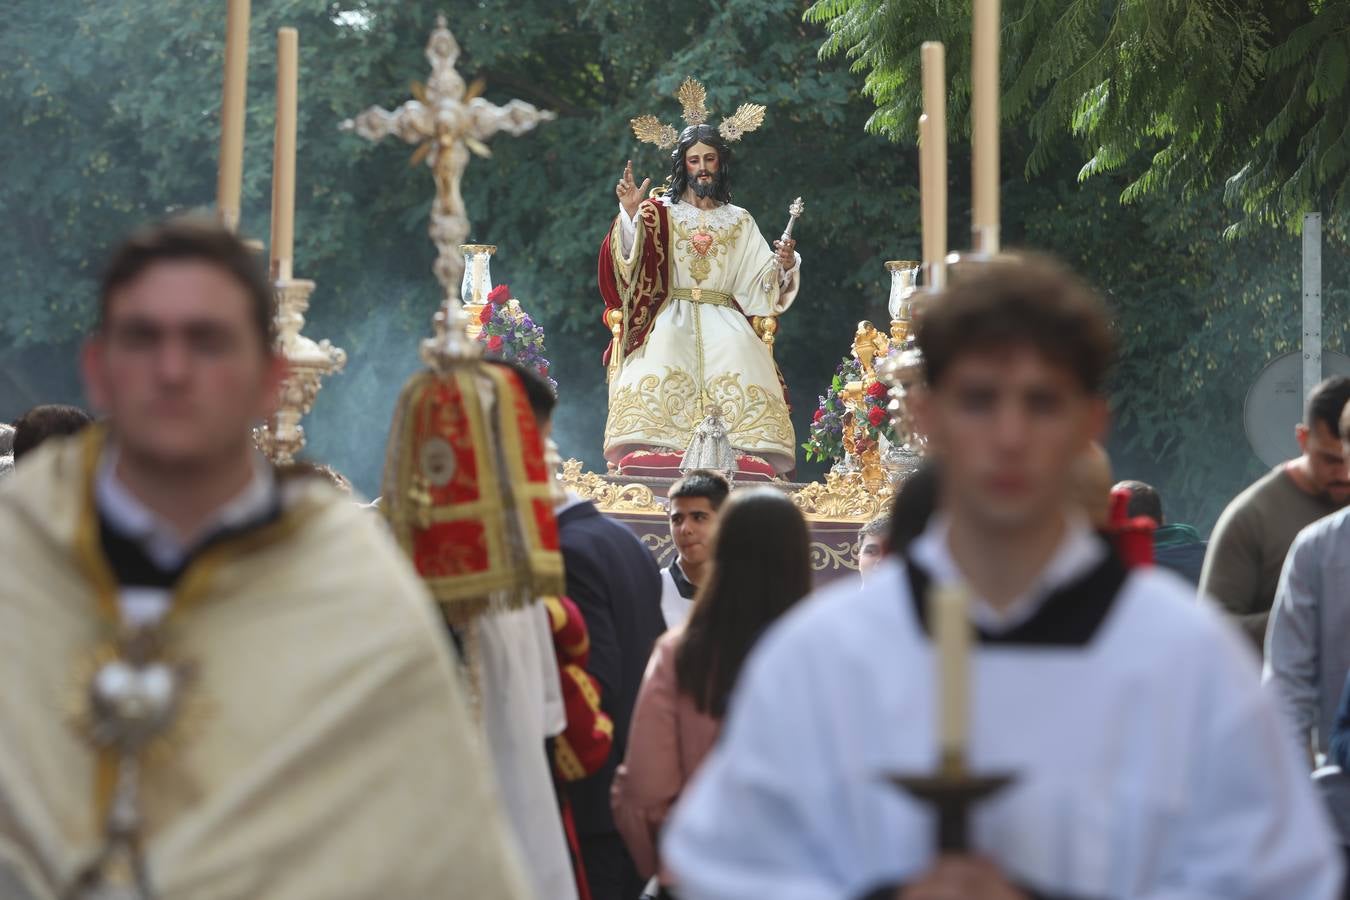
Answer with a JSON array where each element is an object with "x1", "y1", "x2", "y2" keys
[{"x1": 1, "y1": 0, "x2": 1343, "y2": 529}]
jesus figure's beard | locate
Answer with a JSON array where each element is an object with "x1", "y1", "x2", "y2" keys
[{"x1": 689, "y1": 171, "x2": 723, "y2": 199}]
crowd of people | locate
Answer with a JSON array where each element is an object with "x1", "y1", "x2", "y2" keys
[{"x1": 1, "y1": 216, "x2": 1349, "y2": 898}]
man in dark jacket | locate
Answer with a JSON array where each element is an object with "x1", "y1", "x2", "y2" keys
[
  {"x1": 497, "y1": 360, "x2": 666, "y2": 900},
  {"x1": 1115, "y1": 479, "x2": 1206, "y2": 585}
]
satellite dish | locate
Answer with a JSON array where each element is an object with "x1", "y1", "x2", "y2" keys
[{"x1": 1243, "y1": 351, "x2": 1350, "y2": 467}]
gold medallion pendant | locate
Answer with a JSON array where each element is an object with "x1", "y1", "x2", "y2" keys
[{"x1": 67, "y1": 628, "x2": 201, "y2": 900}]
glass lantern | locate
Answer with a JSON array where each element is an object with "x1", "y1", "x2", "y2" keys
[{"x1": 885, "y1": 260, "x2": 921, "y2": 345}]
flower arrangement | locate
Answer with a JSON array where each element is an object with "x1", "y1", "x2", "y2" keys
[
  {"x1": 477, "y1": 284, "x2": 558, "y2": 392},
  {"x1": 801, "y1": 353, "x2": 897, "y2": 464}
]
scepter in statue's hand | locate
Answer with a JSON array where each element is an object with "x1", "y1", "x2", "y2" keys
[{"x1": 774, "y1": 197, "x2": 803, "y2": 271}]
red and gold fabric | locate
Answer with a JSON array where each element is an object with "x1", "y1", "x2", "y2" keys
[
  {"x1": 544, "y1": 595, "x2": 613, "y2": 782},
  {"x1": 598, "y1": 197, "x2": 672, "y2": 367},
  {"x1": 382, "y1": 361, "x2": 564, "y2": 621}
]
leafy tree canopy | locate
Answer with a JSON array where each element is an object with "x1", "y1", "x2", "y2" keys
[
  {"x1": 805, "y1": 0, "x2": 1350, "y2": 236},
  {"x1": 1, "y1": 0, "x2": 1345, "y2": 531}
]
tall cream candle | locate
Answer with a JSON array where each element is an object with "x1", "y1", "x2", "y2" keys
[
  {"x1": 269, "y1": 27, "x2": 299, "y2": 282},
  {"x1": 919, "y1": 114, "x2": 936, "y2": 269},
  {"x1": 931, "y1": 583, "x2": 972, "y2": 763},
  {"x1": 971, "y1": 0, "x2": 1000, "y2": 252},
  {"x1": 920, "y1": 41, "x2": 948, "y2": 284},
  {"x1": 217, "y1": 0, "x2": 251, "y2": 232}
]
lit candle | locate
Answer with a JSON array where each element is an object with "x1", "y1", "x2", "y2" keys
[
  {"x1": 920, "y1": 41, "x2": 947, "y2": 285},
  {"x1": 269, "y1": 27, "x2": 299, "y2": 282},
  {"x1": 930, "y1": 583, "x2": 972, "y2": 766},
  {"x1": 971, "y1": 0, "x2": 1000, "y2": 254},
  {"x1": 216, "y1": 0, "x2": 251, "y2": 232}
]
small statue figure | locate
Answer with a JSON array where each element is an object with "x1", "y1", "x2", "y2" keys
[{"x1": 681, "y1": 403, "x2": 738, "y2": 478}]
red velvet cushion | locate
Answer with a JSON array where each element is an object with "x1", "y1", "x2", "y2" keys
[{"x1": 616, "y1": 450, "x2": 778, "y2": 482}]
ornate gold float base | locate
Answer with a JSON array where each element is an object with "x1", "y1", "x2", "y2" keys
[{"x1": 560, "y1": 460, "x2": 893, "y2": 583}]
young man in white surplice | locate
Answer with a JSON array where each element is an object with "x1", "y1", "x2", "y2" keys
[{"x1": 663, "y1": 255, "x2": 1342, "y2": 900}]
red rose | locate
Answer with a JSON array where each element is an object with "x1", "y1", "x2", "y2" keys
[
  {"x1": 867, "y1": 406, "x2": 886, "y2": 427},
  {"x1": 487, "y1": 284, "x2": 511, "y2": 305},
  {"x1": 866, "y1": 380, "x2": 887, "y2": 399},
  {"x1": 478, "y1": 303, "x2": 493, "y2": 324},
  {"x1": 813, "y1": 408, "x2": 824, "y2": 424},
  {"x1": 487, "y1": 335, "x2": 504, "y2": 351}
]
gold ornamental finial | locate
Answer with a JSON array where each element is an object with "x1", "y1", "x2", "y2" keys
[{"x1": 630, "y1": 77, "x2": 768, "y2": 149}]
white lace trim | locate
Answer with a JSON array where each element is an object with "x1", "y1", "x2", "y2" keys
[{"x1": 662, "y1": 196, "x2": 746, "y2": 231}]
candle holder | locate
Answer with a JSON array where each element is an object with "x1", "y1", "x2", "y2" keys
[
  {"x1": 460, "y1": 244, "x2": 496, "y2": 340},
  {"x1": 254, "y1": 278, "x2": 347, "y2": 463},
  {"x1": 886, "y1": 260, "x2": 921, "y2": 345},
  {"x1": 890, "y1": 751, "x2": 1016, "y2": 852}
]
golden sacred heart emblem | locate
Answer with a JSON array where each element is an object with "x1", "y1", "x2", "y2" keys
[{"x1": 691, "y1": 231, "x2": 714, "y2": 257}]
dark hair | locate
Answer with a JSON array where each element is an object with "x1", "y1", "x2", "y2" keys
[
  {"x1": 1305, "y1": 376, "x2": 1350, "y2": 438},
  {"x1": 1114, "y1": 479, "x2": 1162, "y2": 523},
  {"x1": 490, "y1": 359, "x2": 557, "y2": 424},
  {"x1": 666, "y1": 124, "x2": 733, "y2": 206},
  {"x1": 100, "y1": 216, "x2": 276, "y2": 351},
  {"x1": 675, "y1": 488, "x2": 811, "y2": 717},
  {"x1": 12, "y1": 404, "x2": 93, "y2": 460},
  {"x1": 889, "y1": 462, "x2": 940, "y2": 556},
  {"x1": 916, "y1": 255, "x2": 1114, "y2": 393},
  {"x1": 859, "y1": 515, "x2": 891, "y2": 541},
  {"x1": 669, "y1": 469, "x2": 731, "y2": 510}
]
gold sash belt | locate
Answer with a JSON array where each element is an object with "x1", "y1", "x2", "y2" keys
[{"x1": 670, "y1": 287, "x2": 736, "y2": 309}]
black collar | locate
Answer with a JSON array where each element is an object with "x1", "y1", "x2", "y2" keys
[
  {"x1": 669, "y1": 560, "x2": 698, "y2": 600},
  {"x1": 903, "y1": 537, "x2": 1127, "y2": 647},
  {"x1": 98, "y1": 493, "x2": 284, "y2": 589}
]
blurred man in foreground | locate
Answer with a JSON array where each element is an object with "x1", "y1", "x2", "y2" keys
[{"x1": 0, "y1": 219, "x2": 529, "y2": 899}]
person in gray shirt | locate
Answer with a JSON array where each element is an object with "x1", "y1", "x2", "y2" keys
[
  {"x1": 1201, "y1": 376, "x2": 1350, "y2": 650},
  {"x1": 1266, "y1": 396, "x2": 1350, "y2": 763}
]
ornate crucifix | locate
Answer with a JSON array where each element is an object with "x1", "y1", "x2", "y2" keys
[{"x1": 341, "y1": 15, "x2": 554, "y2": 357}]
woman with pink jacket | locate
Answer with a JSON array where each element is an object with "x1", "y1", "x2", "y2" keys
[{"x1": 611, "y1": 488, "x2": 813, "y2": 897}]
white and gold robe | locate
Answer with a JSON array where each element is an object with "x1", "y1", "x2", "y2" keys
[
  {"x1": 604, "y1": 196, "x2": 800, "y2": 473},
  {"x1": 0, "y1": 433, "x2": 532, "y2": 899}
]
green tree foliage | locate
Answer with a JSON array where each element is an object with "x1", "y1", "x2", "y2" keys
[
  {"x1": 805, "y1": 0, "x2": 1350, "y2": 236},
  {"x1": 1, "y1": 0, "x2": 1344, "y2": 530},
  {"x1": 0, "y1": 0, "x2": 918, "y2": 492}
]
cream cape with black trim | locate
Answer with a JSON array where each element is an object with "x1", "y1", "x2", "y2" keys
[{"x1": 0, "y1": 432, "x2": 530, "y2": 899}]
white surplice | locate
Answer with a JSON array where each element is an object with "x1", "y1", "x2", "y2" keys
[
  {"x1": 663, "y1": 518, "x2": 1343, "y2": 900},
  {"x1": 605, "y1": 196, "x2": 800, "y2": 473},
  {"x1": 478, "y1": 600, "x2": 576, "y2": 900}
]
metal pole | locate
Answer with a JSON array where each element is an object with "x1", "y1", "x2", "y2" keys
[{"x1": 1304, "y1": 212, "x2": 1323, "y2": 401}]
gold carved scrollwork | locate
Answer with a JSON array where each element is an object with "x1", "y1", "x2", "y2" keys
[
  {"x1": 605, "y1": 368, "x2": 793, "y2": 454},
  {"x1": 789, "y1": 471, "x2": 890, "y2": 522},
  {"x1": 640, "y1": 533, "x2": 676, "y2": 565},
  {"x1": 560, "y1": 459, "x2": 666, "y2": 513},
  {"x1": 811, "y1": 540, "x2": 860, "y2": 572}
]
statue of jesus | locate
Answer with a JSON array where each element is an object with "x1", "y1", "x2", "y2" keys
[{"x1": 599, "y1": 119, "x2": 800, "y2": 477}]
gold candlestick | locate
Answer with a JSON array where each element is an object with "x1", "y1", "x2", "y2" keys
[
  {"x1": 254, "y1": 280, "x2": 347, "y2": 464},
  {"x1": 252, "y1": 26, "x2": 345, "y2": 464},
  {"x1": 216, "y1": 0, "x2": 251, "y2": 232}
]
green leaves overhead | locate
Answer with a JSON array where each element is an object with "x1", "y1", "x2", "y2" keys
[{"x1": 805, "y1": 0, "x2": 1350, "y2": 236}]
